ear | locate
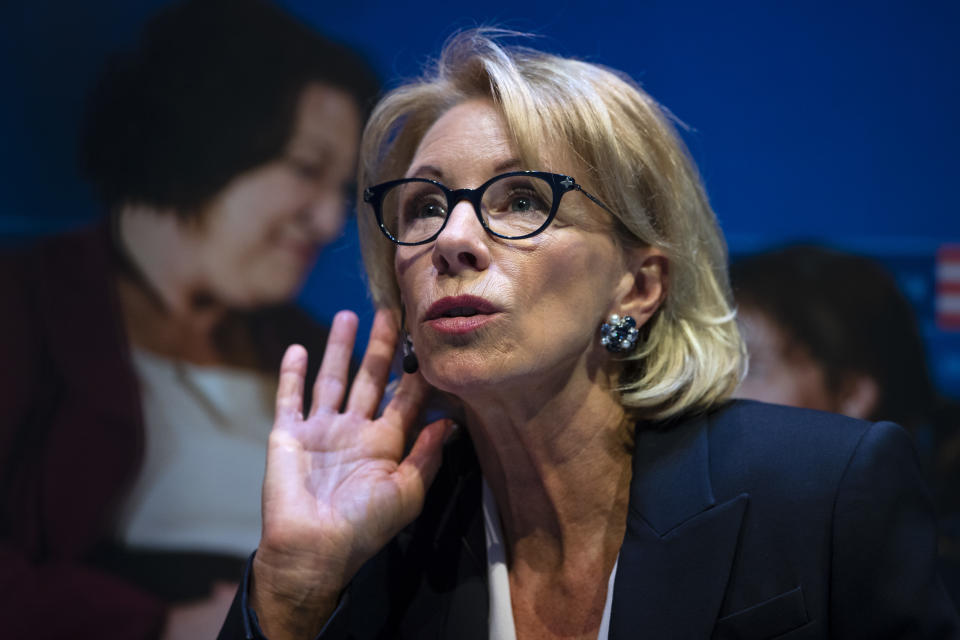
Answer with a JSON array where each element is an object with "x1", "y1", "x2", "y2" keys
[
  {"x1": 837, "y1": 373, "x2": 879, "y2": 420},
  {"x1": 614, "y1": 246, "x2": 668, "y2": 328}
]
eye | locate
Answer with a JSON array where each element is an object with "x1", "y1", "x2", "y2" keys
[
  {"x1": 412, "y1": 201, "x2": 446, "y2": 219},
  {"x1": 399, "y1": 190, "x2": 447, "y2": 222},
  {"x1": 483, "y1": 175, "x2": 552, "y2": 218},
  {"x1": 508, "y1": 193, "x2": 545, "y2": 213},
  {"x1": 287, "y1": 157, "x2": 325, "y2": 180},
  {"x1": 500, "y1": 187, "x2": 549, "y2": 216}
]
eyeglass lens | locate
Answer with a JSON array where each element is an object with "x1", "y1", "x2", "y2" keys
[{"x1": 381, "y1": 174, "x2": 555, "y2": 243}]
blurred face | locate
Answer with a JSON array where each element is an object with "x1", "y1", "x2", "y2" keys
[
  {"x1": 735, "y1": 306, "x2": 838, "y2": 412},
  {"x1": 193, "y1": 83, "x2": 361, "y2": 307},
  {"x1": 394, "y1": 99, "x2": 637, "y2": 397}
]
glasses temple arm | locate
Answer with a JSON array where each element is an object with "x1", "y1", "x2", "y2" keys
[{"x1": 575, "y1": 185, "x2": 617, "y2": 216}]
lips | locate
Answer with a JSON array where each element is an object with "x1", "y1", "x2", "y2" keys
[
  {"x1": 423, "y1": 295, "x2": 502, "y2": 335},
  {"x1": 284, "y1": 242, "x2": 317, "y2": 262},
  {"x1": 273, "y1": 234, "x2": 318, "y2": 263},
  {"x1": 424, "y1": 295, "x2": 501, "y2": 321}
]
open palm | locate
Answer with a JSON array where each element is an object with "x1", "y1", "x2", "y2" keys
[{"x1": 250, "y1": 310, "x2": 450, "y2": 637}]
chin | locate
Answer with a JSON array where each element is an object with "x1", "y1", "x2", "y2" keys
[
  {"x1": 226, "y1": 280, "x2": 300, "y2": 309},
  {"x1": 419, "y1": 349, "x2": 520, "y2": 396},
  {"x1": 258, "y1": 265, "x2": 310, "y2": 302},
  {"x1": 260, "y1": 283, "x2": 301, "y2": 306}
]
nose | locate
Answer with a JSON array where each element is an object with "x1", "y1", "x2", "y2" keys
[
  {"x1": 306, "y1": 190, "x2": 347, "y2": 246},
  {"x1": 432, "y1": 199, "x2": 491, "y2": 274}
]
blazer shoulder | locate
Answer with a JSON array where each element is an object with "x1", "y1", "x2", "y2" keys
[
  {"x1": 708, "y1": 399, "x2": 884, "y2": 456},
  {"x1": 703, "y1": 400, "x2": 911, "y2": 500}
]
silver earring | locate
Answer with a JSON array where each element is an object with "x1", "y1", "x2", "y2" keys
[{"x1": 600, "y1": 314, "x2": 639, "y2": 353}]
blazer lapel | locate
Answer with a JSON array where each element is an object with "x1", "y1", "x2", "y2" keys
[
  {"x1": 440, "y1": 506, "x2": 488, "y2": 640},
  {"x1": 610, "y1": 413, "x2": 748, "y2": 639},
  {"x1": 403, "y1": 437, "x2": 489, "y2": 640},
  {"x1": 395, "y1": 504, "x2": 488, "y2": 640}
]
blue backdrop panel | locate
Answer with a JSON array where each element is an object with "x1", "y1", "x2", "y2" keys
[{"x1": 2, "y1": 0, "x2": 958, "y2": 394}]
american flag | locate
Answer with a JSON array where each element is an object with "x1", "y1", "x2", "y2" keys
[{"x1": 937, "y1": 244, "x2": 960, "y2": 331}]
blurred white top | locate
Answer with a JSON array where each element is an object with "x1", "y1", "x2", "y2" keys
[{"x1": 114, "y1": 347, "x2": 276, "y2": 557}]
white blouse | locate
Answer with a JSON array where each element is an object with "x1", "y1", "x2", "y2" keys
[
  {"x1": 482, "y1": 479, "x2": 619, "y2": 640},
  {"x1": 114, "y1": 347, "x2": 276, "y2": 556}
]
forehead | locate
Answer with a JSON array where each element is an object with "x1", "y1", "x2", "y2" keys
[
  {"x1": 290, "y1": 84, "x2": 361, "y2": 155},
  {"x1": 406, "y1": 99, "x2": 517, "y2": 180},
  {"x1": 405, "y1": 99, "x2": 586, "y2": 189}
]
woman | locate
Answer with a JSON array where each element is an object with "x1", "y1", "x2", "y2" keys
[
  {"x1": 220, "y1": 32, "x2": 957, "y2": 639},
  {"x1": 0, "y1": 1, "x2": 377, "y2": 638}
]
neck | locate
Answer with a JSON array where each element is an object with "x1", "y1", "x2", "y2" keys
[
  {"x1": 463, "y1": 371, "x2": 633, "y2": 575},
  {"x1": 115, "y1": 206, "x2": 232, "y2": 363}
]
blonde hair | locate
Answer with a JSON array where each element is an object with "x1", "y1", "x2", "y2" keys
[{"x1": 357, "y1": 30, "x2": 746, "y2": 420}]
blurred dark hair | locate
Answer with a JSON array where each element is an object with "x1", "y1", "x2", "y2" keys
[
  {"x1": 79, "y1": 0, "x2": 379, "y2": 217},
  {"x1": 730, "y1": 245, "x2": 935, "y2": 430}
]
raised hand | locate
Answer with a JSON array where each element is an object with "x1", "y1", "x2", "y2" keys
[{"x1": 250, "y1": 309, "x2": 452, "y2": 639}]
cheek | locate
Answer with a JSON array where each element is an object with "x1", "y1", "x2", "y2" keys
[
  {"x1": 740, "y1": 352, "x2": 834, "y2": 411},
  {"x1": 394, "y1": 253, "x2": 414, "y2": 307},
  {"x1": 739, "y1": 373, "x2": 800, "y2": 406},
  {"x1": 787, "y1": 362, "x2": 836, "y2": 411},
  {"x1": 201, "y1": 212, "x2": 300, "y2": 292},
  {"x1": 213, "y1": 213, "x2": 263, "y2": 251},
  {"x1": 223, "y1": 173, "x2": 310, "y2": 239},
  {"x1": 196, "y1": 225, "x2": 266, "y2": 286},
  {"x1": 523, "y1": 241, "x2": 618, "y2": 325},
  {"x1": 394, "y1": 248, "x2": 433, "y2": 309}
]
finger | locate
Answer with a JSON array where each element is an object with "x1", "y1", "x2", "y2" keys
[
  {"x1": 275, "y1": 344, "x2": 308, "y2": 424},
  {"x1": 394, "y1": 419, "x2": 453, "y2": 517},
  {"x1": 261, "y1": 428, "x2": 313, "y2": 537},
  {"x1": 380, "y1": 372, "x2": 432, "y2": 436},
  {"x1": 345, "y1": 309, "x2": 399, "y2": 417},
  {"x1": 311, "y1": 310, "x2": 359, "y2": 416}
]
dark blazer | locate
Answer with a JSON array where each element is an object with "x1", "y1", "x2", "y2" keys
[
  {"x1": 222, "y1": 400, "x2": 959, "y2": 639},
  {"x1": 0, "y1": 224, "x2": 329, "y2": 640}
]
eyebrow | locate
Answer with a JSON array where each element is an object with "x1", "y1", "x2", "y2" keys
[
  {"x1": 406, "y1": 158, "x2": 524, "y2": 182},
  {"x1": 287, "y1": 138, "x2": 331, "y2": 159},
  {"x1": 407, "y1": 164, "x2": 444, "y2": 180}
]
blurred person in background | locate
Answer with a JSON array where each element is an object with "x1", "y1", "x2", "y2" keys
[
  {"x1": 0, "y1": 0, "x2": 378, "y2": 638},
  {"x1": 732, "y1": 244, "x2": 960, "y2": 606}
]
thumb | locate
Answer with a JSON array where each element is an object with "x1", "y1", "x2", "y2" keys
[{"x1": 394, "y1": 419, "x2": 456, "y2": 514}]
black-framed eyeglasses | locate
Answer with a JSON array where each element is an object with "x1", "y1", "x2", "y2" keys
[{"x1": 363, "y1": 171, "x2": 614, "y2": 246}]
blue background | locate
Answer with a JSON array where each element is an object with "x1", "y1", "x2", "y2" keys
[{"x1": 2, "y1": 0, "x2": 958, "y2": 395}]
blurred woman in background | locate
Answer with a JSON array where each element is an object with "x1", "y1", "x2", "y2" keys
[{"x1": 0, "y1": 1, "x2": 377, "y2": 638}]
